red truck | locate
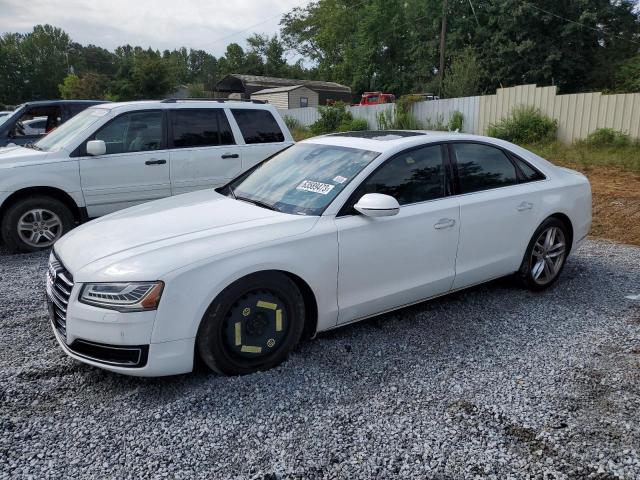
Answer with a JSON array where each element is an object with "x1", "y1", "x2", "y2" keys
[{"x1": 357, "y1": 92, "x2": 396, "y2": 106}]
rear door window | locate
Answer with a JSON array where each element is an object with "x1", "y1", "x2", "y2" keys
[
  {"x1": 231, "y1": 109, "x2": 284, "y2": 144},
  {"x1": 452, "y1": 143, "x2": 518, "y2": 194},
  {"x1": 170, "y1": 109, "x2": 234, "y2": 148}
]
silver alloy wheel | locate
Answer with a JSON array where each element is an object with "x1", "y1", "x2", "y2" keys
[
  {"x1": 531, "y1": 226, "x2": 566, "y2": 285},
  {"x1": 17, "y1": 208, "x2": 63, "y2": 248}
]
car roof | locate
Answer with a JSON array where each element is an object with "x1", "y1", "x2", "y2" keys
[
  {"x1": 302, "y1": 130, "x2": 474, "y2": 153},
  {"x1": 96, "y1": 99, "x2": 277, "y2": 112},
  {"x1": 22, "y1": 100, "x2": 108, "y2": 107}
]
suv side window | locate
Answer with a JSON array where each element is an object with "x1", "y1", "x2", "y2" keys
[
  {"x1": 452, "y1": 143, "x2": 517, "y2": 194},
  {"x1": 170, "y1": 109, "x2": 234, "y2": 148},
  {"x1": 231, "y1": 109, "x2": 284, "y2": 144},
  {"x1": 359, "y1": 145, "x2": 446, "y2": 205},
  {"x1": 94, "y1": 110, "x2": 163, "y2": 155}
]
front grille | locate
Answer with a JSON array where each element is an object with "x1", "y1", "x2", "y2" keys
[{"x1": 46, "y1": 253, "x2": 74, "y2": 339}]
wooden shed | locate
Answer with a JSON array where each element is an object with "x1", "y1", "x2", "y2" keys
[
  {"x1": 217, "y1": 74, "x2": 352, "y2": 105},
  {"x1": 250, "y1": 85, "x2": 319, "y2": 109}
]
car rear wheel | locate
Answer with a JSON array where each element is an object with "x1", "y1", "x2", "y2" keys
[
  {"x1": 1, "y1": 196, "x2": 75, "y2": 253},
  {"x1": 197, "y1": 272, "x2": 305, "y2": 375},
  {"x1": 518, "y1": 217, "x2": 569, "y2": 290}
]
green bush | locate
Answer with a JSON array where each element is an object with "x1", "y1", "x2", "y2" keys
[
  {"x1": 377, "y1": 95, "x2": 423, "y2": 130},
  {"x1": 581, "y1": 128, "x2": 632, "y2": 148},
  {"x1": 487, "y1": 106, "x2": 557, "y2": 144},
  {"x1": 448, "y1": 111, "x2": 464, "y2": 132},
  {"x1": 342, "y1": 117, "x2": 369, "y2": 131},
  {"x1": 310, "y1": 102, "x2": 353, "y2": 135},
  {"x1": 284, "y1": 115, "x2": 304, "y2": 131}
]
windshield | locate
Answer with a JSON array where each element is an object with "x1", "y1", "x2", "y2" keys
[
  {"x1": 0, "y1": 113, "x2": 13, "y2": 127},
  {"x1": 35, "y1": 107, "x2": 109, "y2": 152},
  {"x1": 227, "y1": 143, "x2": 379, "y2": 216}
]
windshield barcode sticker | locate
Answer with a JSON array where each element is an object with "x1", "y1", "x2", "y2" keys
[{"x1": 296, "y1": 180, "x2": 335, "y2": 195}]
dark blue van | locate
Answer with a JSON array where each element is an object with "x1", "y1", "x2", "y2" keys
[{"x1": 0, "y1": 100, "x2": 108, "y2": 147}]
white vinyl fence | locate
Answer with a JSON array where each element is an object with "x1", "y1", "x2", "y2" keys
[{"x1": 278, "y1": 84, "x2": 640, "y2": 143}]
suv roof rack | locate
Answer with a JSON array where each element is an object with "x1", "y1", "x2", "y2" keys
[{"x1": 160, "y1": 98, "x2": 266, "y2": 104}]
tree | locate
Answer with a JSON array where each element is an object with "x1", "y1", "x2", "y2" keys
[
  {"x1": 19, "y1": 24, "x2": 71, "y2": 100},
  {"x1": 59, "y1": 72, "x2": 109, "y2": 99},
  {"x1": 441, "y1": 47, "x2": 484, "y2": 98},
  {"x1": 615, "y1": 54, "x2": 640, "y2": 92}
]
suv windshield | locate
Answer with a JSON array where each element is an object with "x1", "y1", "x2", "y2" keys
[
  {"x1": 226, "y1": 143, "x2": 379, "y2": 216},
  {"x1": 34, "y1": 107, "x2": 109, "y2": 152}
]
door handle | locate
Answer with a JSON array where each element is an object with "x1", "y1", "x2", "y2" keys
[
  {"x1": 434, "y1": 218, "x2": 456, "y2": 230},
  {"x1": 145, "y1": 159, "x2": 166, "y2": 165},
  {"x1": 517, "y1": 201, "x2": 534, "y2": 211},
  {"x1": 221, "y1": 153, "x2": 239, "y2": 159}
]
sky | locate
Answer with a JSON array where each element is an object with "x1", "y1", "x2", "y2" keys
[{"x1": 0, "y1": 0, "x2": 309, "y2": 56}]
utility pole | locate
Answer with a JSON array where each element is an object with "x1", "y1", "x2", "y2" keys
[{"x1": 439, "y1": 0, "x2": 448, "y2": 97}]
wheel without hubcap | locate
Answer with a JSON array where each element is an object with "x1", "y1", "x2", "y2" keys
[{"x1": 197, "y1": 272, "x2": 305, "y2": 375}]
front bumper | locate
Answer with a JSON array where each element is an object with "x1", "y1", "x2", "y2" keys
[{"x1": 46, "y1": 254, "x2": 194, "y2": 377}]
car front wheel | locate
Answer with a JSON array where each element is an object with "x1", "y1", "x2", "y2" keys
[
  {"x1": 197, "y1": 272, "x2": 305, "y2": 375},
  {"x1": 1, "y1": 196, "x2": 75, "y2": 253},
  {"x1": 518, "y1": 217, "x2": 570, "y2": 290}
]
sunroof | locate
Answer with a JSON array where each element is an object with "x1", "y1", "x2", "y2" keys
[{"x1": 327, "y1": 130, "x2": 427, "y2": 140}]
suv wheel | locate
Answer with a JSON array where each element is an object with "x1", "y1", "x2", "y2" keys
[{"x1": 1, "y1": 196, "x2": 75, "y2": 253}]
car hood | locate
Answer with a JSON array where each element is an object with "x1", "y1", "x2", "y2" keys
[
  {"x1": 0, "y1": 145, "x2": 52, "y2": 168},
  {"x1": 55, "y1": 189, "x2": 318, "y2": 282}
]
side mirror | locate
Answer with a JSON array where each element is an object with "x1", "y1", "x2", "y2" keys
[
  {"x1": 86, "y1": 139, "x2": 106, "y2": 156},
  {"x1": 354, "y1": 193, "x2": 400, "y2": 218}
]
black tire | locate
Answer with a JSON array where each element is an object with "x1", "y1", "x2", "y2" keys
[
  {"x1": 197, "y1": 272, "x2": 305, "y2": 375},
  {"x1": 1, "y1": 196, "x2": 75, "y2": 253},
  {"x1": 517, "y1": 217, "x2": 570, "y2": 291}
]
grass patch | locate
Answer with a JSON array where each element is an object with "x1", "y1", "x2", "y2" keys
[
  {"x1": 525, "y1": 142, "x2": 640, "y2": 246},
  {"x1": 526, "y1": 142, "x2": 640, "y2": 173}
]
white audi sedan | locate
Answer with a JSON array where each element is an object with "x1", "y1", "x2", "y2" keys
[{"x1": 46, "y1": 131, "x2": 591, "y2": 376}]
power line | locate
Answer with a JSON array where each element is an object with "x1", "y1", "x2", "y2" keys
[
  {"x1": 192, "y1": 0, "x2": 313, "y2": 51},
  {"x1": 521, "y1": 1, "x2": 640, "y2": 46}
]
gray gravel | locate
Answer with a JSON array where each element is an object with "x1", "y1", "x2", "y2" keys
[{"x1": 1, "y1": 240, "x2": 639, "y2": 479}]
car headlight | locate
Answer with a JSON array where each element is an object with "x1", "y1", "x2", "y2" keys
[{"x1": 79, "y1": 282, "x2": 164, "y2": 312}]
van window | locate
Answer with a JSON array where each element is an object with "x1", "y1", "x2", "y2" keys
[
  {"x1": 94, "y1": 111, "x2": 163, "y2": 154},
  {"x1": 231, "y1": 109, "x2": 284, "y2": 144},
  {"x1": 171, "y1": 109, "x2": 234, "y2": 148}
]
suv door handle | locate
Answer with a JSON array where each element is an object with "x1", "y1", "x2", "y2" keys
[
  {"x1": 221, "y1": 153, "x2": 239, "y2": 159},
  {"x1": 517, "y1": 201, "x2": 534, "y2": 211},
  {"x1": 434, "y1": 218, "x2": 456, "y2": 230},
  {"x1": 145, "y1": 159, "x2": 166, "y2": 165}
]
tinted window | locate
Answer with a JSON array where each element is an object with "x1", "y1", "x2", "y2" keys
[
  {"x1": 232, "y1": 109, "x2": 284, "y2": 144},
  {"x1": 360, "y1": 145, "x2": 446, "y2": 205},
  {"x1": 453, "y1": 143, "x2": 517, "y2": 193},
  {"x1": 94, "y1": 110, "x2": 163, "y2": 155},
  {"x1": 171, "y1": 109, "x2": 234, "y2": 148},
  {"x1": 514, "y1": 157, "x2": 545, "y2": 182}
]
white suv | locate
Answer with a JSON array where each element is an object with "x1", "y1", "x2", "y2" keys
[{"x1": 0, "y1": 99, "x2": 293, "y2": 252}]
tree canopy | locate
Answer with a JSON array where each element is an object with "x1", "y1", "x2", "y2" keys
[{"x1": 0, "y1": 1, "x2": 639, "y2": 105}]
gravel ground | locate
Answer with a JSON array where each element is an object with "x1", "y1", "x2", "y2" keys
[{"x1": 0, "y1": 239, "x2": 639, "y2": 479}]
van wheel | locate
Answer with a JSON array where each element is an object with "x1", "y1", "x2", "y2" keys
[
  {"x1": 197, "y1": 272, "x2": 305, "y2": 376},
  {"x1": 1, "y1": 196, "x2": 75, "y2": 253}
]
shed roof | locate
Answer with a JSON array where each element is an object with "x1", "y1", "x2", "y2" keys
[
  {"x1": 218, "y1": 74, "x2": 351, "y2": 93},
  {"x1": 252, "y1": 85, "x2": 314, "y2": 95}
]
